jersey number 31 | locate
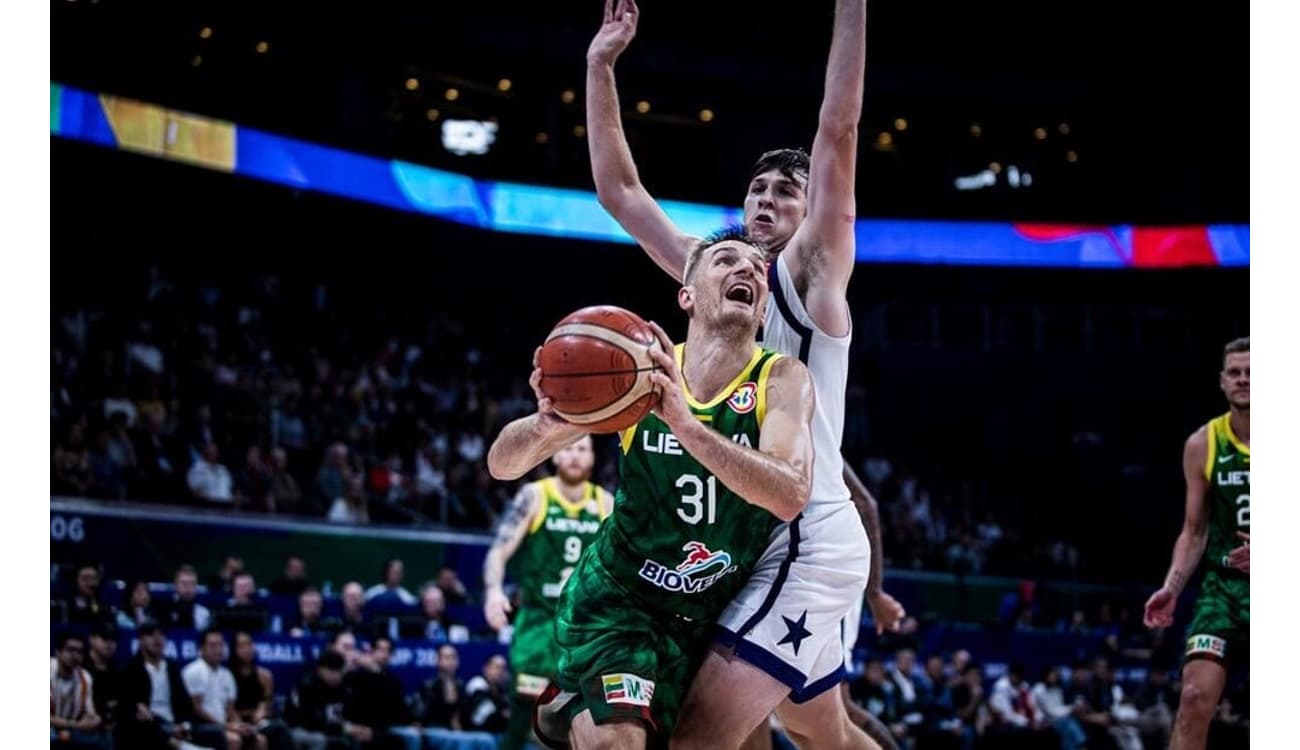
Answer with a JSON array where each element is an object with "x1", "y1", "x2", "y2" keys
[{"x1": 676, "y1": 474, "x2": 718, "y2": 525}]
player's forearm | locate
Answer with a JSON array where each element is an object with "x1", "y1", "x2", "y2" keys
[
  {"x1": 844, "y1": 463, "x2": 885, "y2": 595},
  {"x1": 482, "y1": 549, "x2": 507, "y2": 592},
  {"x1": 674, "y1": 418, "x2": 811, "y2": 522},
  {"x1": 819, "y1": 0, "x2": 867, "y2": 132},
  {"x1": 1164, "y1": 528, "x2": 1208, "y2": 595},
  {"x1": 487, "y1": 414, "x2": 585, "y2": 481},
  {"x1": 586, "y1": 62, "x2": 642, "y2": 209}
]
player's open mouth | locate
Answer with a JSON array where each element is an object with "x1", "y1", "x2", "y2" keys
[
  {"x1": 753, "y1": 214, "x2": 775, "y2": 228},
  {"x1": 724, "y1": 282, "x2": 755, "y2": 305}
]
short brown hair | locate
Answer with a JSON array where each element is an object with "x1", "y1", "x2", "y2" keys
[
  {"x1": 684, "y1": 226, "x2": 767, "y2": 283},
  {"x1": 1223, "y1": 336, "x2": 1249, "y2": 366},
  {"x1": 750, "y1": 148, "x2": 810, "y2": 185}
]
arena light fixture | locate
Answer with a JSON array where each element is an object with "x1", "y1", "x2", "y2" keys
[{"x1": 441, "y1": 119, "x2": 498, "y2": 156}]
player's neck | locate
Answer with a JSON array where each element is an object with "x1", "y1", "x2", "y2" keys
[
  {"x1": 681, "y1": 327, "x2": 753, "y2": 402},
  {"x1": 554, "y1": 476, "x2": 586, "y2": 502},
  {"x1": 1229, "y1": 407, "x2": 1250, "y2": 445}
]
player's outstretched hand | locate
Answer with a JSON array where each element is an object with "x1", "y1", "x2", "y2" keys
[
  {"x1": 587, "y1": 0, "x2": 639, "y2": 67},
  {"x1": 644, "y1": 321, "x2": 692, "y2": 431},
  {"x1": 868, "y1": 590, "x2": 906, "y2": 635},
  {"x1": 1227, "y1": 531, "x2": 1250, "y2": 575},
  {"x1": 1143, "y1": 587, "x2": 1176, "y2": 629},
  {"x1": 484, "y1": 587, "x2": 512, "y2": 632}
]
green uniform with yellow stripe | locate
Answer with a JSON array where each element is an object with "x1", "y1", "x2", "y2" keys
[
  {"x1": 550, "y1": 345, "x2": 785, "y2": 742},
  {"x1": 1185, "y1": 413, "x2": 1251, "y2": 665},
  {"x1": 504, "y1": 478, "x2": 609, "y2": 749}
]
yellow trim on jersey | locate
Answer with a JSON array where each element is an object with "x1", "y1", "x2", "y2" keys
[
  {"x1": 620, "y1": 425, "x2": 637, "y2": 455},
  {"x1": 755, "y1": 352, "x2": 785, "y2": 426},
  {"x1": 674, "y1": 344, "x2": 764, "y2": 410},
  {"x1": 596, "y1": 487, "x2": 611, "y2": 520},
  {"x1": 1216, "y1": 412, "x2": 1251, "y2": 456},
  {"x1": 528, "y1": 480, "x2": 549, "y2": 535},
  {"x1": 549, "y1": 478, "x2": 594, "y2": 517},
  {"x1": 1203, "y1": 422, "x2": 1215, "y2": 482}
]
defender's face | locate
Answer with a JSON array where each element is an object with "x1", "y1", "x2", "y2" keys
[
  {"x1": 1220, "y1": 352, "x2": 1249, "y2": 409},
  {"x1": 684, "y1": 241, "x2": 769, "y2": 333},
  {"x1": 743, "y1": 169, "x2": 807, "y2": 250},
  {"x1": 552, "y1": 436, "x2": 594, "y2": 483}
]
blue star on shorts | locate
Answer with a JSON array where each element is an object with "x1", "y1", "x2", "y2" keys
[{"x1": 778, "y1": 610, "x2": 813, "y2": 655}]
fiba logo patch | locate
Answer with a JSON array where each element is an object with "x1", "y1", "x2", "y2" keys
[{"x1": 727, "y1": 382, "x2": 758, "y2": 414}]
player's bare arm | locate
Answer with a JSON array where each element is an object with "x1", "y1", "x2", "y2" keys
[
  {"x1": 486, "y1": 349, "x2": 589, "y2": 481},
  {"x1": 482, "y1": 482, "x2": 541, "y2": 630},
  {"x1": 1144, "y1": 426, "x2": 1211, "y2": 628},
  {"x1": 782, "y1": 0, "x2": 866, "y2": 337},
  {"x1": 845, "y1": 463, "x2": 906, "y2": 632},
  {"x1": 644, "y1": 324, "x2": 814, "y2": 522},
  {"x1": 586, "y1": 0, "x2": 699, "y2": 282}
]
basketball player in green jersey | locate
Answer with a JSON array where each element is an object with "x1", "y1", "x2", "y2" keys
[
  {"x1": 483, "y1": 435, "x2": 615, "y2": 749},
  {"x1": 487, "y1": 229, "x2": 818, "y2": 749},
  {"x1": 1144, "y1": 336, "x2": 1249, "y2": 750}
]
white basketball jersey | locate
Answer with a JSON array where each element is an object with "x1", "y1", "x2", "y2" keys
[{"x1": 760, "y1": 253, "x2": 851, "y2": 509}]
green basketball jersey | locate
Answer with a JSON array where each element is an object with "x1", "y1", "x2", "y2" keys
[
  {"x1": 591, "y1": 344, "x2": 785, "y2": 624},
  {"x1": 1203, "y1": 413, "x2": 1250, "y2": 576},
  {"x1": 513, "y1": 477, "x2": 609, "y2": 613}
]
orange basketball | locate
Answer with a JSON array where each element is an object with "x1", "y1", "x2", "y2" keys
[{"x1": 538, "y1": 305, "x2": 662, "y2": 433}]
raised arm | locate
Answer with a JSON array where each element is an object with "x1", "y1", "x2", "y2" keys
[
  {"x1": 646, "y1": 326, "x2": 815, "y2": 522},
  {"x1": 1144, "y1": 427, "x2": 1211, "y2": 628},
  {"x1": 482, "y1": 483, "x2": 542, "y2": 630},
  {"x1": 586, "y1": 0, "x2": 699, "y2": 282},
  {"x1": 784, "y1": 0, "x2": 867, "y2": 335}
]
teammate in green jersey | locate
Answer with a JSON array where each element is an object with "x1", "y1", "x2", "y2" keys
[
  {"x1": 483, "y1": 435, "x2": 615, "y2": 749},
  {"x1": 1144, "y1": 336, "x2": 1249, "y2": 750},
  {"x1": 487, "y1": 228, "x2": 817, "y2": 749}
]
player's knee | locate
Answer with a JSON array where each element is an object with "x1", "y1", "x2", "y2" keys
[
  {"x1": 782, "y1": 712, "x2": 852, "y2": 750},
  {"x1": 1178, "y1": 677, "x2": 1215, "y2": 718}
]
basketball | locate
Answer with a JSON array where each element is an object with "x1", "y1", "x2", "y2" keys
[{"x1": 539, "y1": 305, "x2": 663, "y2": 433}]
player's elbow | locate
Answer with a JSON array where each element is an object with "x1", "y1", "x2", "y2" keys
[
  {"x1": 775, "y1": 476, "x2": 813, "y2": 522},
  {"x1": 817, "y1": 111, "x2": 861, "y2": 141},
  {"x1": 486, "y1": 449, "x2": 522, "y2": 482},
  {"x1": 594, "y1": 182, "x2": 636, "y2": 216}
]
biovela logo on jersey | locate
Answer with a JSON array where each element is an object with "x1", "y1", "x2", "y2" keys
[
  {"x1": 638, "y1": 541, "x2": 738, "y2": 594},
  {"x1": 727, "y1": 382, "x2": 758, "y2": 414}
]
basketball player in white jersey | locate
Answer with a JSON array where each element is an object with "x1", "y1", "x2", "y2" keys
[{"x1": 585, "y1": 0, "x2": 905, "y2": 747}]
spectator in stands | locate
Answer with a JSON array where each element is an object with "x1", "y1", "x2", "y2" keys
[
  {"x1": 462, "y1": 654, "x2": 510, "y2": 733},
  {"x1": 343, "y1": 635, "x2": 406, "y2": 749},
  {"x1": 364, "y1": 560, "x2": 417, "y2": 606},
  {"x1": 65, "y1": 563, "x2": 113, "y2": 628},
  {"x1": 285, "y1": 649, "x2": 350, "y2": 750},
  {"x1": 1089, "y1": 657, "x2": 1142, "y2": 750},
  {"x1": 413, "y1": 584, "x2": 448, "y2": 642},
  {"x1": 209, "y1": 556, "x2": 245, "y2": 597},
  {"x1": 918, "y1": 653, "x2": 964, "y2": 747},
  {"x1": 134, "y1": 411, "x2": 179, "y2": 502},
  {"x1": 327, "y1": 476, "x2": 370, "y2": 525},
  {"x1": 120, "y1": 620, "x2": 214, "y2": 749},
  {"x1": 188, "y1": 442, "x2": 235, "y2": 507},
  {"x1": 156, "y1": 564, "x2": 212, "y2": 631},
  {"x1": 1030, "y1": 667, "x2": 1087, "y2": 750},
  {"x1": 183, "y1": 628, "x2": 262, "y2": 750},
  {"x1": 268, "y1": 447, "x2": 307, "y2": 516},
  {"x1": 948, "y1": 650, "x2": 971, "y2": 687},
  {"x1": 288, "y1": 588, "x2": 326, "y2": 638},
  {"x1": 435, "y1": 567, "x2": 467, "y2": 606},
  {"x1": 186, "y1": 404, "x2": 219, "y2": 460},
  {"x1": 419, "y1": 645, "x2": 465, "y2": 730},
  {"x1": 235, "y1": 446, "x2": 274, "y2": 512},
  {"x1": 117, "y1": 580, "x2": 153, "y2": 630},
  {"x1": 951, "y1": 663, "x2": 987, "y2": 738},
  {"x1": 1064, "y1": 661, "x2": 1112, "y2": 749},
  {"x1": 1133, "y1": 666, "x2": 1176, "y2": 750},
  {"x1": 85, "y1": 622, "x2": 122, "y2": 729},
  {"x1": 887, "y1": 649, "x2": 925, "y2": 733},
  {"x1": 317, "y1": 443, "x2": 355, "y2": 508},
  {"x1": 988, "y1": 662, "x2": 1051, "y2": 745},
  {"x1": 105, "y1": 411, "x2": 139, "y2": 487},
  {"x1": 53, "y1": 421, "x2": 93, "y2": 496},
  {"x1": 229, "y1": 631, "x2": 292, "y2": 750},
  {"x1": 330, "y1": 581, "x2": 371, "y2": 639},
  {"x1": 51, "y1": 631, "x2": 109, "y2": 749},
  {"x1": 852, "y1": 659, "x2": 904, "y2": 745},
  {"x1": 216, "y1": 573, "x2": 269, "y2": 633},
  {"x1": 269, "y1": 555, "x2": 310, "y2": 597}
]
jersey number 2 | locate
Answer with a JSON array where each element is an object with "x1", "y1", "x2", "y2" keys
[
  {"x1": 1236, "y1": 495, "x2": 1250, "y2": 528},
  {"x1": 676, "y1": 474, "x2": 718, "y2": 525}
]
